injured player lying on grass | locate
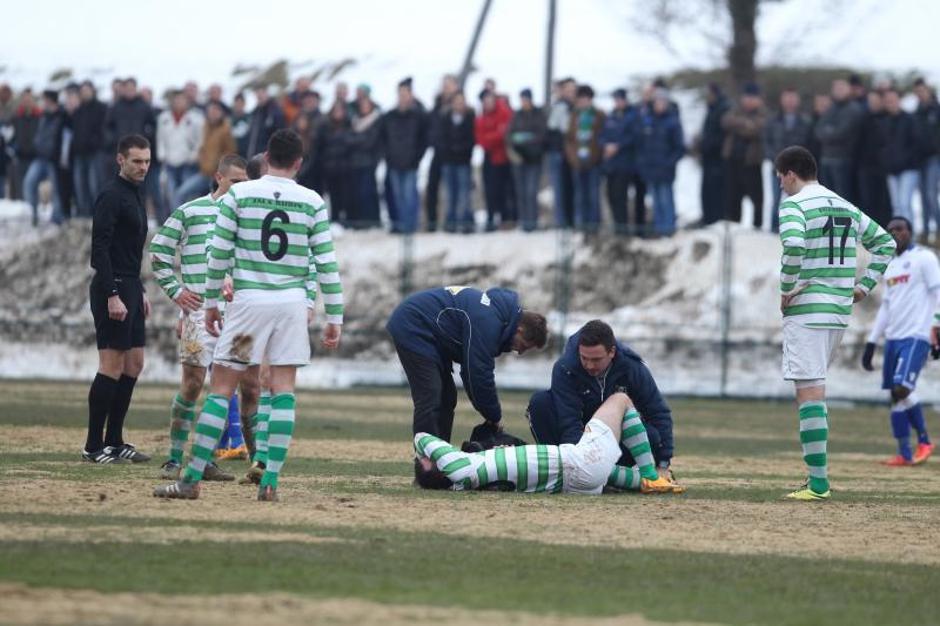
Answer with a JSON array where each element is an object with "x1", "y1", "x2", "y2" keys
[{"x1": 414, "y1": 392, "x2": 684, "y2": 494}]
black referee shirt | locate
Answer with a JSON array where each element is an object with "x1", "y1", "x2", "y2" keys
[{"x1": 90, "y1": 174, "x2": 148, "y2": 296}]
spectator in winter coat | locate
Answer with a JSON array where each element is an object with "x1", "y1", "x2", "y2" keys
[
  {"x1": 24, "y1": 90, "x2": 66, "y2": 226},
  {"x1": 697, "y1": 83, "x2": 729, "y2": 226},
  {"x1": 546, "y1": 78, "x2": 576, "y2": 227},
  {"x1": 914, "y1": 78, "x2": 940, "y2": 240},
  {"x1": 476, "y1": 89, "x2": 514, "y2": 230},
  {"x1": 806, "y1": 94, "x2": 830, "y2": 165},
  {"x1": 426, "y1": 74, "x2": 460, "y2": 231},
  {"x1": 70, "y1": 81, "x2": 108, "y2": 217},
  {"x1": 230, "y1": 93, "x2": 251, "y2": 157},
  {"x1": 294, "y1": 90, "x2": 325, "y2": 193},
  {"x1": 318, "y1": 103, "x2": 355, "y2": 226},
  {"x1": 0, "y1": 84, "x2": 14, "y2": 124},
  {"x1": 721, "y1": 82, "x2": 767, "y2": 229},
  {"x1": 855, "y1": 90, "x2": 891, "y2": 228},
  {"x1": 507, "y1": 88, "x2": 546, "y2": 232},
  {"x1": 764, "y1": 88, "x2": 811, "y2": 231},
  {"x1": 882, "y1": 88, "x2": 923, "y2": 225},
  {"x1": 637, "y1": 90, "x2": 684, "y2": 237},
  {"x1": 437, "y1": 91, "x2": 476, "y2": 233},
  {"x1": 600, "y1": 88, "x2": 642, "y2": 234},
  {"x1": 814, "y1": 79, "x2": 865, "y2": 201},
  {"x1": 174, "y1": 101, "x2": 236, "y2": 205},
  {"x1": 246, "y1": 86, "x2": 286, "y2": 158},
  {"x1": 105, "y1": 78, "x2": 159, "y2": 210},
  {"x1": 348, "y1": 97, "x2": 382, "y2": 228},
  {"x1": 381, "y1": 77, "x2": 429, "y2": 233},
  {"x1": 157, "y1": 90, "x2": 204, "y2": 218},
  {"x1": 565, "y1": 84, "x2": 605, "y2": 232},
  {"x1": 10, "y1": 90, "x2": 42, "y2": 201}
]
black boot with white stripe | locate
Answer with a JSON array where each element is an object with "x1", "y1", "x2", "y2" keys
[
  {"x1": 108, "y1": 443, "x2": 151, "y2": 464},
  {"x1": 82, "y1": 448, "x2": 128, "y2": 464},
  {"x1": 153, "y1": 479, "x2": 200, "y2": 499}
]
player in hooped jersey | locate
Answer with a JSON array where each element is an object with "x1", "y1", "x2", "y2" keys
[
  {"x1": 862, "y1": 216, "x2": 940, "y2": 466},
  {"x1": 154, "y1": 129, "x2": 343, "y2": 502},
  {"x1": 775, "y1": 146, "x2": 895, "y2": 501}
]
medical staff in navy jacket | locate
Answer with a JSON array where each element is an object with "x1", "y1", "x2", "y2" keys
[
  {"x1": 386, "y1": 286, "x2": 547, "y2": 443},
  {"x1": 527, "y1": 319, "x2": 675, "y2": 471}
]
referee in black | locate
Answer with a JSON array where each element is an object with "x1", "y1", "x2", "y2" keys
[{"x1": 83, "y1": 134, "x2": 153, "y2": 464}]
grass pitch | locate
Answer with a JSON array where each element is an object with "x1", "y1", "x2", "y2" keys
[{"x1": 1, "y1": 379, "x2": 939, "y2": 626}]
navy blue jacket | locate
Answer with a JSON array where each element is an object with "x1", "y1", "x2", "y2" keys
[
  {"x1": 637, "y1": 109, "x2": 684, "y2": 184},
  {"x1": 386, "y1": 287, "x2": 522, "y2": 423},
  {"x1": 599, "y1": 105, "x2": 639, "y2": 175},
  {"x1": 550, "y1": 329, "x2": 674, "y2": 463}
]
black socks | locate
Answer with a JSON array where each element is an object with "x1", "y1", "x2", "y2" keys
[
  {"x1": 85, "y1": 373, "x2": 119, "y2": 452},
  {"x1": 104, "y1": 375, "x2": 138, "y2": 448}
]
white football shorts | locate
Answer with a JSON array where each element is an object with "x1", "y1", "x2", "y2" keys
[
  {"x1": 179, "y1": 309, "x2": 218, "y2": 369},
  {"x1": 560, "y1": 417, "x2": 622, "y2": 495},
  {"x1": 213, "y1": 300, "x2": 309, "y2": 370},
  {"x1": 781, "y1": 318, "x2": 845, "y2": 381}
]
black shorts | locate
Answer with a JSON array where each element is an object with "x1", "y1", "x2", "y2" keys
[{"x1": 90, "y1": 275, "x2": 146, "y2": 350}]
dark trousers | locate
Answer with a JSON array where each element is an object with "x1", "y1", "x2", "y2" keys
[
  {"x1": 396, "y1": 344, "x2": 457, "y2": 441},
  {"x1": 425, "y1": 153, "x2": 442, "y2": 230},
  {"x1": 857, "y1": 166, "x2": 892, "y2": 228},
  {"x1": 700, "y1": 159, "x2": 724, "y2": 225},
  {"x1": 724, "y1": 161, "x2": 763, "y2": 228},
  {"x1": 606, "y1": 171, "x2": 647, "y2": 234},
  {"x1": 482, "y1": 158, "x2": 512, "y2": 229},
  {"x1": 325, "y1": 169, "x2": 355, "y2": 226},
  {"x1": 352, "y1": 166, "x2": 380, "y2": 228},
  {"x1": 527, "y1": 389, "x2": 664, "y2": 465}
]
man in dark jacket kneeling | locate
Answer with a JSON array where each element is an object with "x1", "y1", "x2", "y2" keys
[
  {"x1": 387, "y1": 287, "x2": 548, "y2": 445},
  {"x1": 527, "y1": 319, "x2": 675, "y2": 475}
]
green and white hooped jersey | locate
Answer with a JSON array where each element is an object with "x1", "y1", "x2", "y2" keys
[
  {"x1": 205, "y1": 175, "x2": 344, "y2": 324},
  {"x1": 150, "y1": 194, "x2": 220, "y2": 300},
  {"x1": 779, "y1": 182, "x2": 895, "y2": 329}
]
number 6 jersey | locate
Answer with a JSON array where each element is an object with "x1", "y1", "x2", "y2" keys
[
  {"x1": 204, "y1": 175, "x2": 344, "y2": 325},
  {"x1": 779, "y1": 182, "x2": 895, "y2": 329}
]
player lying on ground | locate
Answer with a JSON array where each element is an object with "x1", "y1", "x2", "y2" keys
[
  {"x1": 862, "y1": 216, "x2": 940, "y2": 466},
  {"x1": 153, "y1": 129, "x2": 343, "y2": 502},
  {"x1": 414, "y1": 392, "x2": 684, "y2": 494},
  {"x1": 149, "y1": 154, "x2": 261, "y2": 482}
]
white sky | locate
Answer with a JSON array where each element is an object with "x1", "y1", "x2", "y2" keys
[{"x1": 2, "y1": 0, "x2": 938, "y2": 109}]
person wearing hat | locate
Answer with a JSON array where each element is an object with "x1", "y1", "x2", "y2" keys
[
  {"x1": 721, "y1": 82, "x2": 767, "y2": 229},
  {"x1": 507, "y1": 88, "x2": 547, "y2": 231},
  {"x1": 564, "y1": 84, "x2": 606, "y2": 232},
  {"x1": 600, "y1": 88, "x2": 643, "y2": 234},
  {"x1": 636, "y1": 88, "x2": 684, "y2": 237}
]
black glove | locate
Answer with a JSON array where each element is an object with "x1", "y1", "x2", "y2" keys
[
  {"x1": 861, "y1": 342, "x2": 876, "y2": 371},
  {"x1": 462, "y1": 421, "x2": 527, "y2": 451}
]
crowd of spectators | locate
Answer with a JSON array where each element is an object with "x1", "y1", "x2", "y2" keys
[{"x1": 0, "y1": 71, "x2": 938, "y2": 239}]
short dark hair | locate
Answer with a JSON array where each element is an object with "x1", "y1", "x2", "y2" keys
[
  {"x1": 578, "y1": 320, "x2": 616, "y2": 351},
  {"x1": 576, "y1": 84, "x2": 595, "y2": 99},
  {"x1": 117, "y1": 134, "x2": 150, "y2": 156},
  {"x1": 518, "y1": 311, "x2": 548, "y2": 349},
  {"x1": 266, "y1": 129, "x2": 304, "y2": 168},
  {"x1": 246, "y1": 153, "x2": 266, "y2": 180},
  {"x1": 218, "y1": 153, "x2": 247, "y2": 173},
  {"x1": 888, "y1": 215, "x2": 913, "y2": 232},
  {"x1": 414, "y1": 460, "x2": 453, "y2": 490},
  {"x1": 774, "y1": 146, "x2": 817, "y2": 181}
]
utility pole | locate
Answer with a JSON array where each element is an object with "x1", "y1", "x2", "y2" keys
[
  {"x1": 544, "y1": 0, "x2": 557, "y2": 105},
  {"x1": 458, "y1": 0, "x2": 493, "y2": 89}
]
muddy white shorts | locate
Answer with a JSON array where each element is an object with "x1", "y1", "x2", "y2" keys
[
  {"x1": 213, "y1": 299, "x2": 309, "y2": 370},
  {"x1": 179, "y1": 309, "x2": 218, "y2": 369},
  {"x1": 781, "y1": 318, "x2": 845, "y2": 381},
  {"x1": 560, "y1": 418, "x2": 622, "y2": 495}
]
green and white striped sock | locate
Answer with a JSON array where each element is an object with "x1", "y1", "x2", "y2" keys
[
  {"x1": 252, "y1": 391, "x2": 272, "y2": 465},
  {"x1": 621, "y1": 409, "x2": 658, "y2": 480},
  {"x1": 607, "y1": 465, "x2": 642, "y2": 490},
  {"x1": 799, "y1": 401, "x2": 829, "y2": 494},
  {"x1": 182, "y1": 394, "x2": 229, "y2": 483},
  {"x1": 168, "y1": 394, "x2": 195, "y2": 465},
  {"x1": 260, "y1": 393, "x2": 295, "y2": 489}
]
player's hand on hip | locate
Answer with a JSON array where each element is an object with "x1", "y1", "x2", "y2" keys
[
  {"x1": 205, "y1": 307, "x2": 222, "y2": 337},
  {"x1": 222, "y1": 276, "x2": 234, "y2": 302},
  {"x1": 852, "y1": 287, "x2": 867, "y2": 303},
  {"x1": 321, "y1": 323, "x2": 341, "y2": 350},
  {"x1": 175, "y1": 288, "x2": 203, "y2": 313},
  {"x1": 107, "y1": 295, "x2": 128, "y2": 321},
  {"x1": 861, "y1": 342, "x2": 876, "y2": 371}
]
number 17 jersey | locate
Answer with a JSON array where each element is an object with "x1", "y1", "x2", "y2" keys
[
  {"x1": 779, "y1": 182, "x2": 895, "y2": 329},
  {"x1": 204, "y1": 175, "x2": 344, "y2": 325}
]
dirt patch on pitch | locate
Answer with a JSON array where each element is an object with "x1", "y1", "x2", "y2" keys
[{"x1": 0, "y1": 584, "x2": 710, "y2": 626}]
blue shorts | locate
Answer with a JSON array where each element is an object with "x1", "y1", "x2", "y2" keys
[{"x1": 882, "y1": 338, "x2": 931, "y2": 390}]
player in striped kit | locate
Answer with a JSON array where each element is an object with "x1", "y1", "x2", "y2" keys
[
  {"x1": 154, "y1": 129, "x2": 343, "y2": 502},
  {"x1": 414, "y1": 392, "x2": 684, "y2": 494},
  {"x1": 150, "y1": 154, "x2": 256, "y2": 482},
  {"x1": 775, "y1": 146, "x2": 895, "y2": 501},
  {"x1": 862, "y1": 216, "x2": 940, "y2": 465}
]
